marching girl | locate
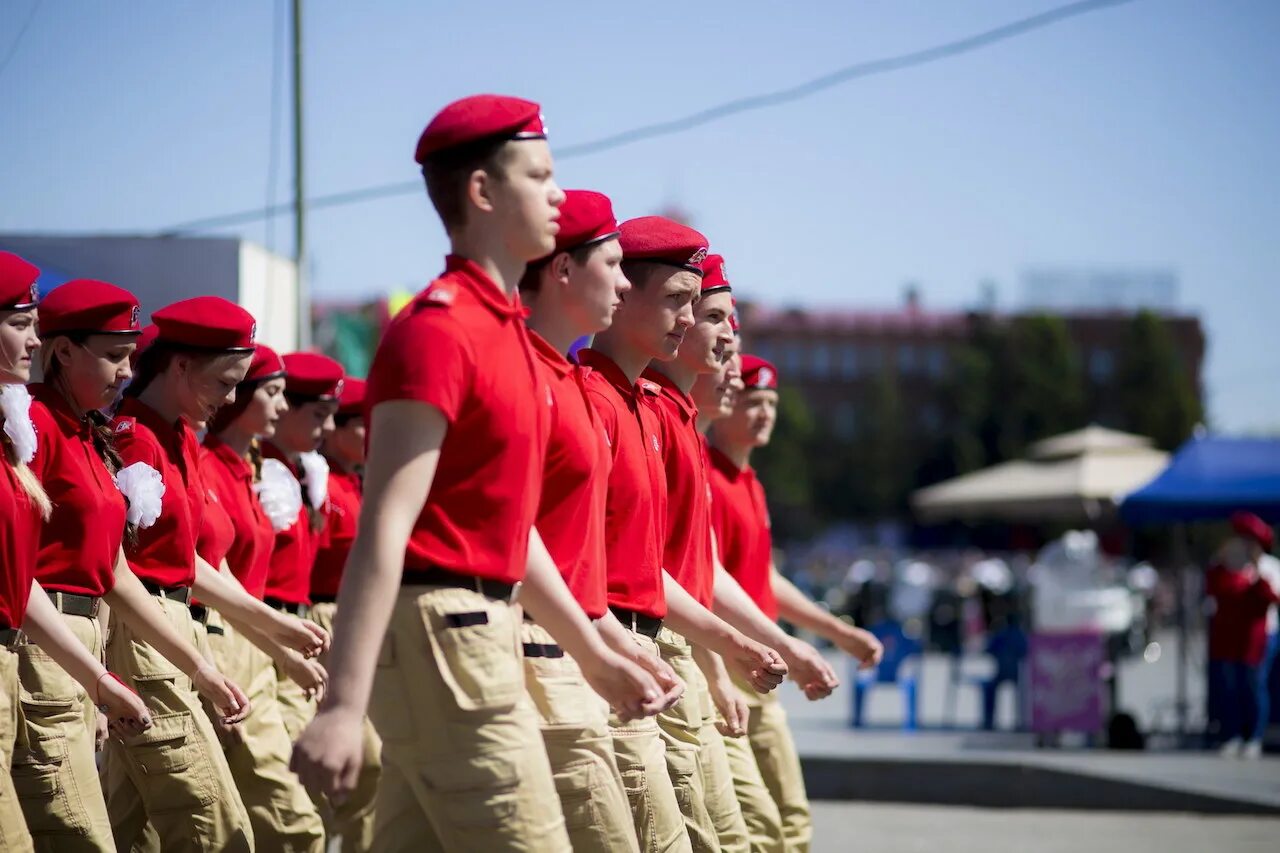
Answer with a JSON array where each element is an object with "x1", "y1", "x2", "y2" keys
[
  {"x1": 201, "y1": 344, "x2": 327, "y2": 850},
  {"x1": 104, "y1": 296, "x2": 326, "y2": 852},
  {"x1": 312, "y1": 377, "x2": 380, "y2": 852},
  {"x1": 0, "y1": 256, "x2": 150, "y2": 852},
  {"x1": 260, "y1": 352, "x2": 344, "y2": 742}
]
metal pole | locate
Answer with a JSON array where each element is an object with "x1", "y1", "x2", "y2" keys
[
  {"x1": 1175, "y1": 523, "x2": 1190, "y2": 740},
  {"x1": 292, "y1": 0, "x2": 309, "y2": 349}
]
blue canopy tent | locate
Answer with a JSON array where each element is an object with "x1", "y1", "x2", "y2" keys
[
  {"x1": 1120, "y1": 436, "x2": 1280, "y2": 524},
  {"x1": 1119, "y1": 435, "x2": 1280, "y2": 740}
]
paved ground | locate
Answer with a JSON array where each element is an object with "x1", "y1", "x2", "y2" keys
[{"x1": 809, "y1": 801, "x2": 1280, "y2": 853}]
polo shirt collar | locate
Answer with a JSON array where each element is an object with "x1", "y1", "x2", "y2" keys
[
  {"x1": 576, "y1": 348, "x2": 659, "y2": 401},
  {"x1": 118, "y1": 397, "x2": 191, "y2": 451},
  {"x1": 31, "y1": 382, "x2": 94, "y2": 438},
  {"x1": 708, "y1": 443, "x2": 749, "y2": 482},
  {"x1": 641, "y1": 367, "x2": 697, "y2": 423},
  {"x1": 204, "y1": 435, "x2": 253, "y2": 482},
  {"x1": 445, "y1": 255, "x2": 526, "y2": 321},
  {"x1": 528, "y1": 330, "x2": 572, "y2": 378}
]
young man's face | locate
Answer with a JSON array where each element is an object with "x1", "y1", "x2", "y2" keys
[
  {"x1": 488, "y1": 140, "x2": 564, "y2": 262},
  {"x1": 614, "y1": 265, "x2": 698, "y2": 361},
  {"x1": 674, "y1": 291, "x2": 734, "y2": 375},
  {"x1": 722, "y1": 388, "x2": 778, "y2": 448},
  {"x1": 718, "y1": 344, "x2": 743, "y2": 416},
  {"x1": 565, "y1": 238, "x2": 630, "y2": 334}
]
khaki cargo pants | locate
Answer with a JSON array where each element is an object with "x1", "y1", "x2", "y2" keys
[
  {"x1": 521, "y1": 620, "x2": 638, "y2": 852},
  {"x1": 100, "y1": 595, "x2": 254, "y2": 853},
  {"x1": 655, "y1": 628, "x2": 718, "y2": 852},
  {"x1": 690, "y1": 665, "x2": 750, "y2": 853},
  {"x1": 203, "y1": 609, "x2": 326, "y2": 852},
  {"x1": 309, "y1": 600, "x2": 381, "y2": 853},
  {"x1": 731, "y1": 675, "x2": 810, "y2": 853},
  {"x1": 0, "y1": 644, "x2": 34, "y2": 852},
  {"x1": 368, "y1": 585, "x2": 570, "y2": 853},
  {"x1": 12, "y1": 610, "x2": 113, "y2": 852},
  {"x1": 611, "y1": 629, "x2": 692, "y2": 853}
]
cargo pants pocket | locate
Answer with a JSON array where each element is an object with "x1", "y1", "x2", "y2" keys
[{"x1": 122, "y1": 712, "x2": 217, "y2": 813}]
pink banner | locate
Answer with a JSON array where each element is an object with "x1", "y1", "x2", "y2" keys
[{"x1": 1029, "y1": 631, "x2": 1105, "y2": 733}]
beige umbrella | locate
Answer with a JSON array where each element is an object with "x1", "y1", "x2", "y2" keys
[{"x1": 912, "y1": 426, "x2": 1169, "y2": 523}]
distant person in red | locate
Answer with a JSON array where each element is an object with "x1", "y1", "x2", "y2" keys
[{"x1": 1206, "y1": 511, "x2": 1278, "y2": 759}]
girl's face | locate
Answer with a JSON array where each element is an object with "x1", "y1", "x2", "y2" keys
[
  {"x1": 0, "y1": 309, "x2": 40, "y2": 383},
  {"x1": 233, "y1": 376, "x2": 289, "y2": 439},
  {"x1": 52, "y1": 334, "x2": 136, "y2": 411},
  {"x1": 323, "y1": 416, "x2": 366, "y2": 468},
  {"x1": 175, "y1": 352, "x2": 252, "y2": 424},
  {"x1": 274, "y1": 399, "x2": 337, "y2": 454}
]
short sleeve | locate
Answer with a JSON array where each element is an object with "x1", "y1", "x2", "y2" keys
[
  {"x1": 113, "y1": 421, "x2": 164, "y2": 470},
  {"x1": 367, "y1": 309, "x2": 474, "y2": 422}
]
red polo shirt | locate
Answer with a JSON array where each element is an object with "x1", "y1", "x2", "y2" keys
[
  {"x1": 29, "y1": 383, "x2": 127, "y2": 597},
  {"x1": 365, "y1": 255, "x2": 548, "y2": 585},
  {"x1": 312, "y1": 463, "x2": 360, "y2": 599},
  {"x1": 200, "y1": 438, "x2": 276, "y2": 599},
  {"x1": 578, "y1": 349, "x2": 667, "y2": 619},
  {"x1": 261, "y1": 443, "x2": 322, "y2": 605},
  {"x1": 196, "y1": 477, "x2": 237, "y2": 571},
  {"x1": 708, "y1": 444, "x2": 778, "y2": 621},
  {"x1": 643, "y1": 369, "x2": 716, "y2": 608},
  {"x1": 530, "y1": 332, "x2": 610, "y2": 618},
  {"x1": 0, "y1": 456, "x2": 40, "y2": 629},
  {"x1": 115, "y1": 398, "x2": 204, "y2": 588}
]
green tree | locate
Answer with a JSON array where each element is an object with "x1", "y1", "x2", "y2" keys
[
  {"x1": 1116, "y1": 310, "x2": 1203, "y2": 450},
  {"x1": 996, "y1": 314, "x2": 1085, "y2": 457}
]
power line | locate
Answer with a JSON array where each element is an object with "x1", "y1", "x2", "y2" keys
[
  {"x1": 0, "y1": 0, "x2": 42, "y2": 82},
  {"x1": 160, "y1": 0, "x2": 1136, "y2": 235}
]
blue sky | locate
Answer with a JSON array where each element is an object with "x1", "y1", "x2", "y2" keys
[{"x1": 3, "y1": 0, "x2": 1278, "y2": 431}]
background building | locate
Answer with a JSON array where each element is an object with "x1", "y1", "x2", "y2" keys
[{"x1": 0, "y1": 234, "x2": 299, "y2": 352}]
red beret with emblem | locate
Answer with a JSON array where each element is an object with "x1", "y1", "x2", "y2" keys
[
  {"x1": 153, "y1": 296, "x2": 257, "y2": 352},
  {"x1": 1232, "y1": 511, "x2": 1275, "y2": 552},
  {"x1": 549, "y1": 189, "x2": 620, "y2": 256},
  {"x1": 39, "y1": 279, "x2": 142, "y2": 337},
  {"x1": 337, "y1": 377, "x2": 367, "y2": 417},
  {"x1": 283, "y1": 352, "x2": 344, "y2": 400},
  {"x1": 740, "y1": 354, "x2": 778, "y2": 391},
  {"x1": 619, "y1": 217, "x2": 709, "y2": 274},
  {"x1": 0, "y1": 251, "x2": 40, "y2": 310},
  {"x1": 415, "y1": 94, "x2": 547, "y2": 164},
  {"x1": 246, "y1": 344, "x2": 286, "y2": 383},
  {"x1": 700, "y1": 254, "x2": 731, "y2": 294}
]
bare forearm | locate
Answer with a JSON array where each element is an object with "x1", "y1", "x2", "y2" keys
[
  {"x1": 21, "y1": 581, "x2": 110, "y2": 692},
  {"x1": 772, "y1": 568, "x2": 852, "y2": 641},
  {"x1": 103, "y1": 561, "x2": 208, "y2": 676},
  {"x1": 691, "y1": 643, "x2": 728, "y2": 684},
  {"x1": 520, "y1": 528, "x2": 610, "y2": 663},
  {"x1": 712, "y1": 566, "x2": 792, "y2": 649},
  {"x1": 193, "y1": 557, "x2": 272, "y2": 627},
  {"x1": 661, "y1": 571, "x2": 737, "y2": 653}
]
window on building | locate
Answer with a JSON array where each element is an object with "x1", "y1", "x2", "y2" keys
[
  {"x1": 1090, "y1": 349, "x2": 1115, "y2": 383},
  {"x1": 897, "y1": 344, "x2": 918, "y2": 375},
  {"x1": 781, "y1": 342, "x2": 806, "y2": 377},
  {"x1": 812, "y1": 343, "x2": 832, "y2": 378},
  {"x1": 926, "y1": 345, "x2": 947, "y2": 378},
  {"x1": 839, "y1": 343, "x2": 859, "y2": 378}
]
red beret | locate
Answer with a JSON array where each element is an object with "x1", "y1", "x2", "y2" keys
[
  {"x1": 0, "y1": 251, "x2": 40, "y2": 310},
  {"x1": 700, "y1": 254, "x2": 731, "y2": 294},
  {"x1": 619, "y1": 217, "x2": 709, "y2": 274},
  {"x1": 729, "y1": 297, "x2": 741, "y2": 333},
  {"x1": 1232, "y1": 511, "x2": 1274, "y2": 552},
  {"x1": 39, "y1": 279, "x2": 142, "y2": 337},
  {"x1": 415, "y1": 94, "x2": 546, "y2": 163},
  {"x1": 246, "y1": 344, "x2": 286, "y2": 384},
  {"x1": 283, "y1": 352, "x2": 344, "y2": 400},
  {"x1": 740, "y1": 354, "x2": 778, "y2": 391},
  {"x1": 548, "y1": 189, "x2": 619, "y2": 256},
  {"x1": 337, "y1": 377, "x2": 366, "y2": 417},
  {"x1": 153, "y1": 297, "x2": 257, "y2": 352}
]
